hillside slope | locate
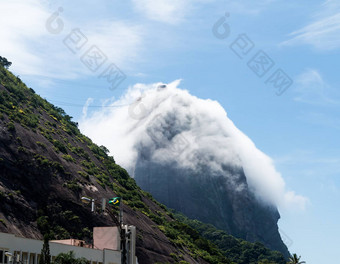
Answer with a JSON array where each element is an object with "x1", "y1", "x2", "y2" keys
[{"x1": 0, "y1": 61, "x2": 286, "y2": 264}]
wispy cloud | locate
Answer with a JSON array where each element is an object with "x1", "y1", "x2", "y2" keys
[
  {"x1": 81, "y1": 20, "x2": 144, "y2": 70},
  {"x1": 0, "y1": 0, "x2": 51, "y2": 75},
  {"x1": 294, "y1": 69, "x2": 339, "y2": 105},
  {"x1": 297, "y1": 112, "x2": 340, "y2": 131},
  {"x1": 0, "y1": 0, "x2": 144, "y2": 80},
  {"x1": 131, "y1": 0, "x2": 214, "y2": 24},
  {"x1": 132, "y1": 0, "x2": 188, "y2": 24},
  {"x1": 275, "y1": 149, "x2": 340, "y2": 167},
  {"x1": 274, "y1": 149, "x2": 340, "y2": 182},
  {"x1": 283, "y1": 0, "x2": 340, "y2": 50},
  {"x1": 222, "y1": 0, "x2": 277, "y2": 16},
  {"x1": 131, "y1": 0, "x2": 278, "y2": 24}
]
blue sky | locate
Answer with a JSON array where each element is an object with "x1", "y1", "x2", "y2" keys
[{"x1": 1, "y1": 0, "x2": 340, "y2": 263}]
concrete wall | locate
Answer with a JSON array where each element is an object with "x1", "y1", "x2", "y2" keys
[
  {"x1": 50, "y1": 239, "x2": 89, "y2": 247},
  {"x1": 93, "y1": 227, "x2": 120, "y2": 251},
  {"x1": 0, "y1": 232, "x2": 120, "y2": 264}
]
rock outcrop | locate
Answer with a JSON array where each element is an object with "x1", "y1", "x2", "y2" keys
[{"x1": 135, "y1": 160, "x2": 289, "y2": 257}]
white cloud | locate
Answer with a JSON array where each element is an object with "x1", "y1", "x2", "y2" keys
[
  {"x1": 82, "y1": 98, "x2": 94, "y2": 119},
  {"x1": 131, "y1": 0, "x2": 213, "y2": 24},
  {"x1": 0, "y1": 0, "x2": 144, "y2": 80},
  {"x1": 81, "y1": 20, "x2": 144, "y2": 71},
  {"x1": 283, "y1": 0, "x2": 340, "y2": 50},
  {"x1": 131, "y1": 0, "x2": 275, "y2": 24},
  {"x1": 79, "y1": 80, "x2": 307, "y2": 210},
  {"x1": 132, "y1": 0, "x2": 187, "y2": 24},
  {"x1": 222, "y1": 0, "x2": 277, "y2": 16},
  {"x1": 294, "y1": 69, "x2": 339, "y2": 105},
  {"x1": 0, "y1": 0, "x2": 50, "y2": 75}
]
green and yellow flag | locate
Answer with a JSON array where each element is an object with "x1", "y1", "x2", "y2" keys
[{"x1": 109, "y1": 197, "x2": 121, "y2": 206}]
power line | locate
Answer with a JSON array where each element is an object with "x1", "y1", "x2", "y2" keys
[{"x1": 48, "y1": 99, "x2": 133, "y2": 108}]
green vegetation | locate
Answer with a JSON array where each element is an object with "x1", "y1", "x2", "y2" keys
[
  {"x1": 63, "y1": 180, "x2": 81, "y2": 192},
  {"x1": 37, "y1": 206, "x2": 85, "y2": 240},
  {"x1": 7, "y1": 121, "x2": 15, "y2": 132},
  {"x1": 174, "y1": 212, "x2": 286, "y2": 264},
  {"x1": 112, "y1": 189, "x2": 232, "y2": 263},
  {"x1": 62, "y1": 154, "x2": 75, "y2": 162},
  {"x1": 0, "y1": 219, "x2": 6, "y2": 226},
  {"x1": 54, "y1": 251, "x2": 89, "y2": 264},
  {"x1": 158, "y1": 218, "x2": 230, "y2": 263},
  {"x1": 53, "y1": 140, "x2": 68, "y2": 154},
  {"x1": 36, "y1": 141, "x2": 47, "y2": 149},
  {"x1": 17, "y1": 146, "x2": 28, "y2": 153},
  {"x1": 51, "y1": 161, "x2": 65, "y2": 173},
  {"x1": 69, "y1": 146, "x2": 89, "y2": 160},
  {"x1": 39, "y1": 235, "x2": 51, "y2": 264},
  {"x1": 77, "y1": 171, "x2": 89, "y2": 180},
  {"x1": 0, "y1": 56, "x2": 11, "y2": 69},
  {"x1": 34, "y1": 154, "x2": 52, "y2": 168},
  {"x1": 288, "y1": 254, "x2": 305, "y2": 264}
]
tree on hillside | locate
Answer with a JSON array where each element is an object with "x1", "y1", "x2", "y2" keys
[
  {"x1": 287, "y1": 253, "x2": 306, "y2": 264},
  {"x1": 99, "y1": 145, "x2": 109, "y2": 155},
  {"x1": 258, "y1": 259, "x2": 276, "y2": 264},
  {"x1": 0, "y1": 56, "x2": 12, "y2": 69},
  {"x1": 39, "y1": 234, "x2": 51, "y2": 264}
]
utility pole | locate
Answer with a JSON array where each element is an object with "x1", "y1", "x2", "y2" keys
[
  {"x1": 105, "y1": 199, "x2": 127, "y2": 264},
  {"x1": 119, "y1": 198, "x2": 127, "y2": 264},
  {"x1": 82, "y1": 196, "x2": 128, "y2": 264}
]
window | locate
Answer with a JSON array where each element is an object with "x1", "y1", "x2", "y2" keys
[
  {"x1": 0, "y1": 249, "x2": 9, "y2": 264},
  {"x1": 22, "y1": 252, "x2": 28, "y2": 264},
  {"x1": 29, "y1": 253, "x2": 36, "y2": 264}
]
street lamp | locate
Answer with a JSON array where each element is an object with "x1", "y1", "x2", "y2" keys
[
  {"x1": 5, "y1": 252, "x2": 20, "y2": 263},
  {"x1": 5, "y1": 252, "x2": 12, "y2": 263},
  {"x1": 81, "y1": 196, "x2": 95, "y2": 212},
  {"x1": 80, "y1": 196, "x2": 126, "y2": 264}
]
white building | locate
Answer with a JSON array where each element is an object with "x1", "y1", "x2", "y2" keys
[{"x1": 0, "y1": 225, "x2": 138, "y2": 264}]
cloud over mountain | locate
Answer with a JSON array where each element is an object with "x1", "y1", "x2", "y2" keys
[{"x1": 80, "y1": 80, "x2": 306, "y2": 210}]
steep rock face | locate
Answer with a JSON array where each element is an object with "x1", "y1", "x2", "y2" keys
[
  {"x1": 135, "y1": 159, "x2": 290, "y2": 258},
  {"x1": 0, "y1": 67, "x2": 227, "y2": 264},
  {"x1": 0, "y1": 115, "x2": 198, "y2": 264}
]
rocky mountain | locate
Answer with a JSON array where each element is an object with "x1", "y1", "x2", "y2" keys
[
  {"x1": 80, "y1": 81, "x2": 293, "y2": 259},
  {"x1": 0, "y1": 60, "x2": 287, "y2": 264},
  {"x1": 135, "y1": 156, "x2": 288, "y2": 258},
  {"x1": 0, "y1": 63, "x2": 225, "y2": 264}
]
